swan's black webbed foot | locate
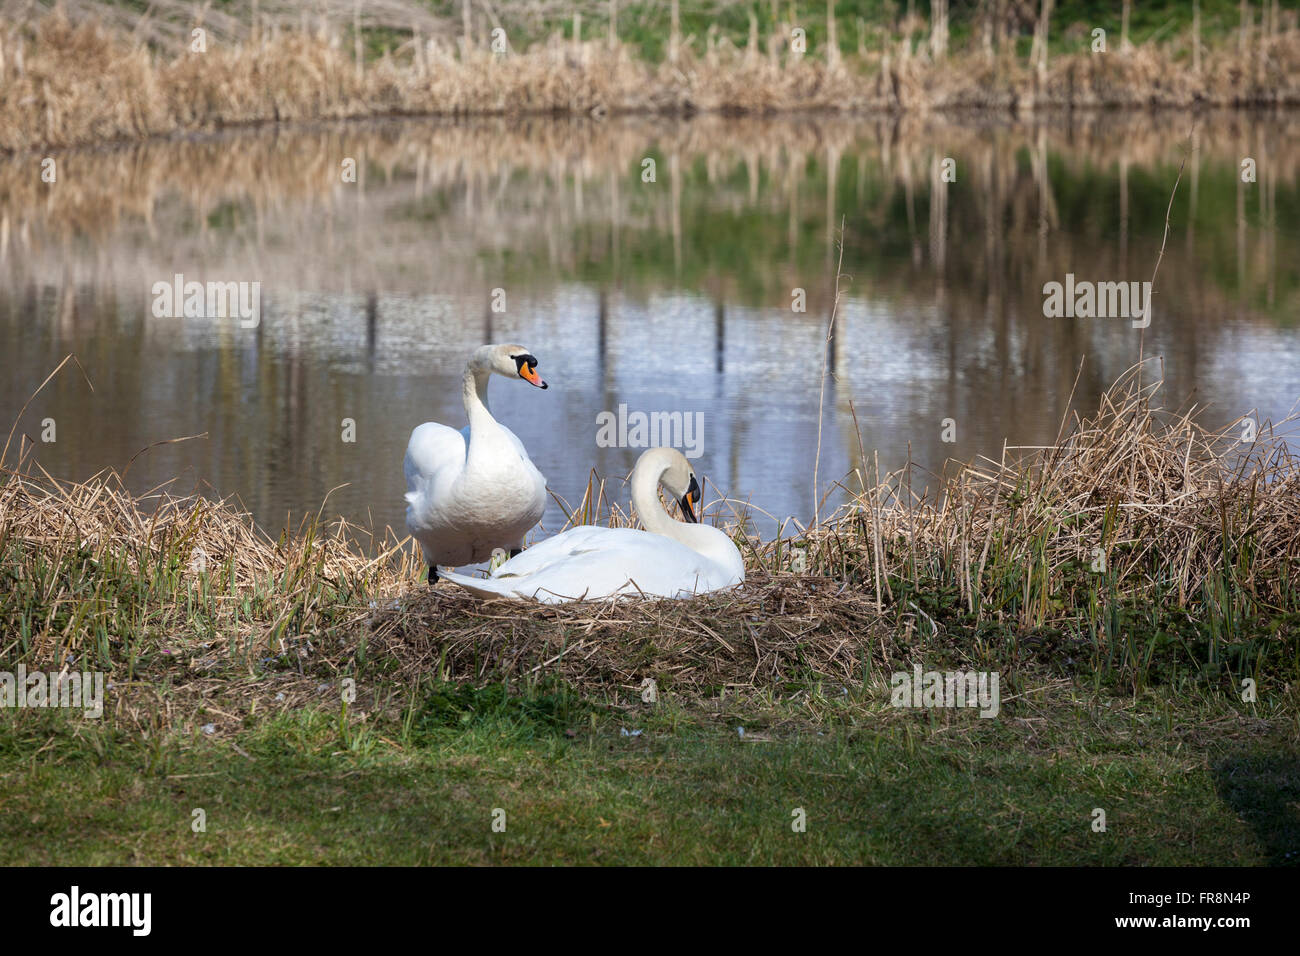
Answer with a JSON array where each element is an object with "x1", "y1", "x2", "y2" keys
[{"x1": 427, "y1": 564, "x2": 439, "y2": 586}]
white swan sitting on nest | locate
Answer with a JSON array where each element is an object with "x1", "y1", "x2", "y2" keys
[
  {"x1": 404, "y1": 344, "x2": 549, "y2": 584},
  {"x1": 439, "y1": 447, "x2": 745, "y2": 603}
]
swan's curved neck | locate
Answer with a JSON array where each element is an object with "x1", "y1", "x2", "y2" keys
[
  {"x1": 462, "y1": 364, "x2": 496, "y2": 431},
  {"x1": 461, "y1": 362, "x2": 509, "y2": 470},
  {"x1": 631, "y1": 461, "x2": 691, "y2": 544}
]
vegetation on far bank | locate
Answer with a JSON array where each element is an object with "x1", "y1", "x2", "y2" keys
[
  {"x1": 1, "y1": 356, "x2": 1297, "y2": 863},
  {"x1": 1, "y1": 1, "x2": 1298, "y2": 153}
]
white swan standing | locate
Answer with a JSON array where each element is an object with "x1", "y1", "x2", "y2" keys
[
  {"x1": 439, "y1": 447, "x2": 745, "y2": 603},
  {"x1": 404, "y1": 344, "x2": 549, "y2": 583}
]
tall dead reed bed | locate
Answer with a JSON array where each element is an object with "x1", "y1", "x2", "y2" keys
[
  {"x1": 2, "y1": 358, "x2": 1296, "y2": 737},
  {"x1": 778, "y1": 362, "x2": 1300, "y2": 690},
  {"x1": 1, "y1": 8, "x2": 1298, "y2": 153}
]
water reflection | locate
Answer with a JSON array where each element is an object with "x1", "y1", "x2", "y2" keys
[{"x1": 1, "y1": 112, "x2": 1296, "y2": 543}]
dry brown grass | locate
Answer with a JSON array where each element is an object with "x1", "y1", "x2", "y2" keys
[
  {"x1": 800, "y1": 361, "x2": 1300, "y2": 627},
  {"x1": 5, "y1": 355, "x2": 1295, "y2": 741},
  {"x1": 2, "y1": 8, "x2": 1298, "y2": 153}
]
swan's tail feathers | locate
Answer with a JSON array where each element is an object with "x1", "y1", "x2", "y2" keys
[{"x1": 438, "y1": 569, "x2": 526, "y2": 600}]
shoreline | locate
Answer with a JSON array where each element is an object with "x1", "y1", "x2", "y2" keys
[{"x1": 6, "y1": 97, "x2": 1299, "y2": 161}]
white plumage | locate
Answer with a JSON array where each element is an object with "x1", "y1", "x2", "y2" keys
[
  {"x1": 439, "y1": 447, "x2": 745, "y2": 603},
  {"x1": 404, "y1": 344, "x2": 548, "y2": 573}
]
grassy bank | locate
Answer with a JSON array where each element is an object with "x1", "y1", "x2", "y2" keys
[
  {"x1": 1, "y1": 358, "x2": 1298, "y2": 863},
  {"x1": 2, "y1": 684, "x2": 1295, "y2": 864},
  {"x1": 1, "y1": 1, "x2": 1298, "y2": 153}
]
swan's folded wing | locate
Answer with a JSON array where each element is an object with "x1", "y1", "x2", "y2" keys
[
  {"x1": 497, "y1": 423, "x2": 537, "y2": 465},
  {"x1": 441, "y1": 551, "x2": 635, "y2": 603},
  {"x1": 488, "y1": 526, "x2": 640, "y2": 579},
  {"x1": 493, "y1": 529, "x2": 731, "y2": 600},
  {"x1": 403, "y1": 422, "x2": 467, "y2": 493}
]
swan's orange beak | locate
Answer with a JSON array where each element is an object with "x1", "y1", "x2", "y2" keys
[{"x1": 515, "y1": 355, "x2": 548, "y2": 389}]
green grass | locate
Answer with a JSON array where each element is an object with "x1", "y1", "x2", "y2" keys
[
  {"x1": 421, "y1": 0, "x2": 1257, "y2": 63},
  {"x1": 1, "y1": 677, "x2": 1296, "y2": 865}
]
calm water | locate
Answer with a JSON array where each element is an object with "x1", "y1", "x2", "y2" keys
[{"x1": 2, "y1": 112, "x2": 1297, "y2": 546}]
